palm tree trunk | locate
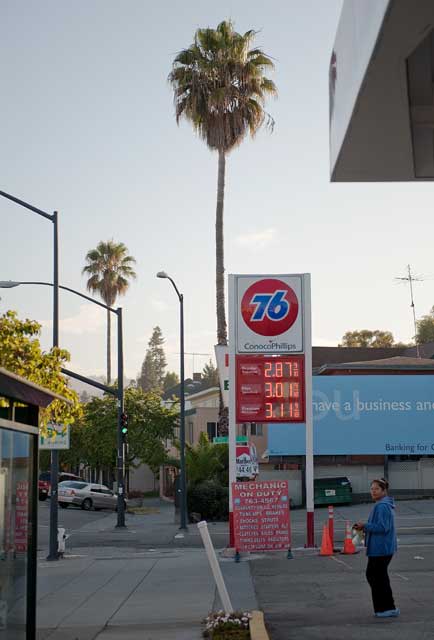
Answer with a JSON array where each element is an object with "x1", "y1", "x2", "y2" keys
[
  {"x1": 107, "y1": 307, "x2": 111, "y2": 385},
  {"x1": 216, "y1": 150, "x2": 227, "y2": 346}
]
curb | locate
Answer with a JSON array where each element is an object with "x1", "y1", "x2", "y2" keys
[{"x1": 250, "y1": 610, "x2": 270, "y2": 640}]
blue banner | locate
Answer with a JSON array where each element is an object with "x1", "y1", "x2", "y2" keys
[{"x1": 268, "y1": 375, "x2": 434, "y2": 455}]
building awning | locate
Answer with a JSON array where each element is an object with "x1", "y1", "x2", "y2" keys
[
  {"x1": 330, "y1": 0, "x2": 434, "y2": 181},
  {"x1": 0, "y1": 367, "x2": 71, "y2": 407}
]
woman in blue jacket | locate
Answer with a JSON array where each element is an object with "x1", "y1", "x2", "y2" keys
[{"x1": 354, "y1": 478, "x2": 399, "y2": 618}]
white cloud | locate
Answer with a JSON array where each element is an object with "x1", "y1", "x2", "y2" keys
[
  {"x1": 235, "y1": 228, "x2": 277, "y2": 249},
  {"x1": 149, "y1": 297, "x2": 170, "y2": 312},
  {"x1": 42, "y1": 304, "x2": 106, "y2": 335}
]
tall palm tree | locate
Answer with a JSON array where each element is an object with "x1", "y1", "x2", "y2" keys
[
  {"x1": 82, "y1": 240, "x2": 137, "y2": 384},
  {"x1": 169, "y1": 20, "x2": 276, "y2": 345}
]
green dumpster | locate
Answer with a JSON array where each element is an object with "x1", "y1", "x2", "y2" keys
[{"x1": 314, "y1": 476, "x2": 352, "y2": 505}]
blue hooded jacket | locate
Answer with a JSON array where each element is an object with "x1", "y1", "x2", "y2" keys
[{"x1": 364, "y1": 496, "x2": 397, "y2": 557}]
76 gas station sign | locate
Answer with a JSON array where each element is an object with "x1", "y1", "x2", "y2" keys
[
  {"x1": 236, "y1": 275, "x2": 304, "y2": 353},
  {"x1": 228, "y1": 273, "x2": 315, "y2": 548}
]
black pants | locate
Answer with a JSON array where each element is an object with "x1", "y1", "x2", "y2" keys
[{"x1": 366, "y1": 555, "x2": 396, "y2": 613}]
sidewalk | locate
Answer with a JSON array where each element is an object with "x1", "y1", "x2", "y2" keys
[{"x1": 36, "y1": 547, "x2": 257, "y2": 640}]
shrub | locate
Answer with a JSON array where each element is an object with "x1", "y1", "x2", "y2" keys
[{"x1": 188, "y1": 480, "x2": 228, "y2": 521}]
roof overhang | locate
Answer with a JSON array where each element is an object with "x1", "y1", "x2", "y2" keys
[
  {"x1": 330, "y1": 0, "x2": 434, "y2": 181},
  {"x1": 317, "y1": 363, "x2": 434, "y2": 375},
  {"x1": 0, "y1": 367, "x2": 71, "y2": 408}
]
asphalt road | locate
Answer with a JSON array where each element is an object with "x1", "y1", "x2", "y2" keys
[
  {"x1": 37, "y1": 499, "x2": 111, "y2": 551},
  {"x1": 251, "y1": 543, "x2": 434, "y2": 640},
  {"x1": 38, "y1": 497, "x2": 434, "y2": 553}
]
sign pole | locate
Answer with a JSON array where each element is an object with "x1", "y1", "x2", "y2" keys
[
  {"x1": 228, "y1": 275, "x2": 237, "y2": 548},
  {"x1": 303, "y1": 274, "x2": 315, "y2": 547}
]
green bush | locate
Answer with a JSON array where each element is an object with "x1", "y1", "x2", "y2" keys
[{"x1": 188, "y1": 480, "x2": 229, "y2": 521}]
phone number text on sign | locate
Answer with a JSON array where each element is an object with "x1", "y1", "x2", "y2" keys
[{"x1": 232, "y1": 480, "x2": 290, "y2": 552}]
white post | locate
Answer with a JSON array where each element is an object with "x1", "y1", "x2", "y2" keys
[
  {"x1": 197, "y1": 521, "x2": 233, "y2": 615},
  {"x1": 303, "y1": 274, "x2": 314, "y2": 547},
  {"x1": 228, "y1": 275, "x2": 237, "y2": 548}
]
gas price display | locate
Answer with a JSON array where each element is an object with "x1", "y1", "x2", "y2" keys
[{"x1": 236, "y1": 355, "x2": 305, "y2": 423}]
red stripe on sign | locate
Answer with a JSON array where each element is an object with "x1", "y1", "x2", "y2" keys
[{"x1": 225, "y1": 354, "x2": 229, "y2": 366}]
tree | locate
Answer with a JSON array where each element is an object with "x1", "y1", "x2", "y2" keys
[
  {"x1": 163, "y1": 371, "x2": 179, "y2": 393},
  {"x1": 339, "y1": 330, "x2": 396, "y2": 348},
  {"x1": 82, "y1": 240, "x2": 137, "y2": 384},
  {"x1": 180, "y1": 432, "x2": 228, "y2": 487},
  {"x1": 138, "y1": 326, "x2": 168, "y2": 394},
  {"x1": 201, "y1": 359, "x2": 219, "y2": 387},
  {"x1": 0, "y1": 310, "x2": 82, "y2": 433},
  {"x1": 169, "y1": 20, "x2": 277, "y2": 346},
  {"x1": 71, "y1": 387, "x2": 177, "y2": 476},
  {"x1": 416, "y1": 307, "x2": 434, "y2": 344}
]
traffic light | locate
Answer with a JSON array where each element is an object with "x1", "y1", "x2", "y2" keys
[{"x1": 121, "y1": 412, "x2": 128, "y2": 439}]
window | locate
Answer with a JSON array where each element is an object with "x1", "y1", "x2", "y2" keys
[
  {"x1": 58, "y1": 481, "x2": 87, "y2": 489},
  {"x1": 250, "y1": 423, "x2": 263, "y2": 437},
  {"x1": 188, "y1": 422, "x2": 194, "y2": 444},
  {"x1": 207, "y1": 422, "x2": 217, "y2": 441},
  {"x1": 241, "y1": 424, "x2": 248, "y2": 437}
]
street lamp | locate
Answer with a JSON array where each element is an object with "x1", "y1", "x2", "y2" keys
[
  {"x1": 156, "y1": 271, "x2": 187, "y2": 530},
  {"x1": 0, "y1": 190, "x2": 60, "y2": 561},
  {"x1": 0, "y1": 280, "x2": 127, "y2": 529}
]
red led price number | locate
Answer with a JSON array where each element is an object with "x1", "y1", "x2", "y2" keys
[{"x1": 236, "y1": 355, "x2": 305, "y2": 423}]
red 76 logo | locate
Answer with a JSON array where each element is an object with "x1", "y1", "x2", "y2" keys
[{"x1": 241, "y1": 278, "x2": 299, "y2": 337}]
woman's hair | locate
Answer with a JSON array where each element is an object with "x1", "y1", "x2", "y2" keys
[{"x1": 371, "y1": 477, "x2": 389, "y2": 492}]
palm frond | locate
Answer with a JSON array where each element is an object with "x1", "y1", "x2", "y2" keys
[{"x1": 169, "y1": 19, "x2": 276, "y2": 153}]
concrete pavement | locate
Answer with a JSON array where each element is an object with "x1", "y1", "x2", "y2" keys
[
  {"x1": 36, "y1": 547, "x2": 257, "y2": 640},
  {"x1": 36, "y1": 497, "x2": 434, "y2": 639}
]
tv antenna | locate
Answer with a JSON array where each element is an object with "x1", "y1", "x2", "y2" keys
[{"x1": 395, "y1": 264, "x2": 424, "y2": 358}]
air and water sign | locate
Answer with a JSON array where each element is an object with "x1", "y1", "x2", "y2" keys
[{"x1": 235, "y1": 275, "x2": 304, "y2": 354}]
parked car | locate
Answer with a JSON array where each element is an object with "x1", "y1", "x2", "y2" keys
[
  {"x1": 58, "y1": 481, "x2": 127, "y2": 512},
  {"x1": 38, "y1": 471, "x2": 83, "y2": 501}
]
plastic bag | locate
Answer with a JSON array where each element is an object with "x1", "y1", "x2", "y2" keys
[{"x1": 352, "y1": 528, "x2": 364, "y2": 547}]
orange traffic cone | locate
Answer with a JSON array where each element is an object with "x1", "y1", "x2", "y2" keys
[
  {"x1": 320, "y1": 524, "x2": 333, "y2": 556},
  {"x1": 341, "y1": 520, "x2": 356, "y2": 555}
]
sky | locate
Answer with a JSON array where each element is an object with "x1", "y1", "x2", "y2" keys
[{"x1": 2, "y1": 0, "x2": 434, "y2": 386}]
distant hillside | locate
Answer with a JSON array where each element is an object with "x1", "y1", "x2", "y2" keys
[{"x1": 67, "y1": 375, "x2": 134, "y2": 402}]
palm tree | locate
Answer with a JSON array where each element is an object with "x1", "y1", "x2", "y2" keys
[
  {"x1": 169, "y1": 20, "x2": 276, "y2": 345},
  {"x1": 82, "y1": 240, "x2": 137, "y2": 384}
]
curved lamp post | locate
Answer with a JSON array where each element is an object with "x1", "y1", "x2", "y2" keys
[
  {"x1": 0, "y1": 190, "x2": 60, "y2": 561},
  {"x1": 156, "y1": 271, "x2": 187, "y2": 530},
  {"x1": 0, "y1": 280, "x2": 127, "y2": 532}
]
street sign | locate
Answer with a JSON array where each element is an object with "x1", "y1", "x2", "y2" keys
[
  {"x1": 232, "y1": 480, "x2": 291, "y2": 551},
  {"x1": 213, "y1": 436, "x2": 248, "y2": 444},
  {"x1": 235, "y1": 275, "x2": 304, "y2": 354},
  {"x1": 236, "y1": 355, "x2": 305, "y2": 423},
  {"x1": 39, "y1": 423, "x2": 70, "y2": 450}
]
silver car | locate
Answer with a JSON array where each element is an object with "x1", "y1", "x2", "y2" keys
[{"x1": 58, "y1": 481, "x2": 126, "y2": 511}]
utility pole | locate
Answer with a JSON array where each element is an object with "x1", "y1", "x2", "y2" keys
[{"x1": 395, "y1": 264, "x2": 424, "y2": 358}]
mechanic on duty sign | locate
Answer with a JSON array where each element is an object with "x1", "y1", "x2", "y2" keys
[
  {"x1": 236, "y1": 275, "x2": 304, "y2": 353},
  {"x1": 232, "y1": 480, "x2": 291, "y2": 551}
]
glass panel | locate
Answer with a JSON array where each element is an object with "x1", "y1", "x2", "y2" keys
[{"x1": 0, "y1": 427, "x2": 35, "y2": 640}]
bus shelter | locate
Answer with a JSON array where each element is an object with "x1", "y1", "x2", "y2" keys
[{"x1": 0, "y1": 367, "x2": 67, "y2": 640}]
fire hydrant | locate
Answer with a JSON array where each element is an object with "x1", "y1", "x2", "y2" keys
[{"x1": 57, "y1": 527, "x2": 67, "y2": 557}]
